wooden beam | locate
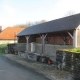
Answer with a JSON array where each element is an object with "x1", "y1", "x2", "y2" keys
[
  {"x1": 67, "y1": 31, "x2": 73, "y2": 39},
  {"x1": 40, "y1": 34, "x2": 47, "y2": 55},
  {"x1": 60, "y1": 35, "x2": 71, "y2": 45},
  {"x1": 45, "y1": 37, "x2": 51, "y2": 44},
  {"x1": 60, "y1": 36, "x2": 66, "y2": 45}
]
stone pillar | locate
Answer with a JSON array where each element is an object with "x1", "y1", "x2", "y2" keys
[
  {"x1": 73, "y1": 29, "x2": 77, "y2": 47},
  {"x1": 31, "y1": 42, "x2": 35, "y2": 52},
  {"x1": 25, "y1": 36, "x2": 30, "y2": 52}
]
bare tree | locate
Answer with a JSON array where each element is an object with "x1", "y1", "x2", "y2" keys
[
  {"x1": 31, "y1": 20, "x2": 46, "y2": 26},
  {"x1": 13, "y1": 23, "x2": 31, "y2": 28},
  {"x1": 13, "y1": 20, "x2": 46, "y2": 28},
  {"x1": 40, "y1": 20, "x2": 46, "y2": 23},
  {"x1": 65, "y1": 11, "x2": 76, "y2": 16}
]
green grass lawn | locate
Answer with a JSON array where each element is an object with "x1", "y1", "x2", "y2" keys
[{"x1": 0, "y1": 44, "x2": 7, "y2": 55}]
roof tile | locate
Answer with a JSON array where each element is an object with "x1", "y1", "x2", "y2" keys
[{"x1": 0, "y1": 27, "x2": 24, "y2": 40}]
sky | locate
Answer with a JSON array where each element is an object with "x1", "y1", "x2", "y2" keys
[{"x1": 0, "y1": 0, "x2": 80, "y2": 30}]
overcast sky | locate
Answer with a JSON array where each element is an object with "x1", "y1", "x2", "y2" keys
[{"x1": 0, "y1": 0, "x2": 80, "y2": 30}]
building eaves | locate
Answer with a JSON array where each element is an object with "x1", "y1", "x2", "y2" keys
[{"x1": 17, "y1": 13, "x2": 80, "y2": 37}]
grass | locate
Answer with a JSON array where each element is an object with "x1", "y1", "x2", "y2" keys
[
  {"x1": 70, "y1": 48, "x2": 80, "y2": 52},
  {"x1": 0, "y1": 44, "x2": 7, "y2": 55},
  {"x1": 62, "y1": 48, "x2": 80, "y2": 53}
]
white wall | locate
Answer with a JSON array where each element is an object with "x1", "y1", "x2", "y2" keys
[{"x1": 0, "y1": 40, "x2": 17, "y2": 44}]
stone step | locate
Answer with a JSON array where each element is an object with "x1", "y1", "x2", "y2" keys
[{"x1": 27, "y1": 53, "x2": 40, "y2": 61}]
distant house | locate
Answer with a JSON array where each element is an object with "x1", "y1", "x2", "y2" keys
[
  {"x1": 17, "y1": 13, "x2": 80, "y2": 61},
  {"x1": 0, "y1": 27, "x2": 24, "y2": 44}
]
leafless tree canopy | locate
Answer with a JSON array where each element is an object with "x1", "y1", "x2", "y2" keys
[
  {"x1": 65, "y1": 11, "x2": 76, "y2": 16},
  {"x1": 13, "y1": 20, "x2": 46, "y2": 28}
]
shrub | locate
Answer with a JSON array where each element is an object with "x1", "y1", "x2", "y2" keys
[{"x1": 0, "y1": 44, "x2": 7, "y2": 54}]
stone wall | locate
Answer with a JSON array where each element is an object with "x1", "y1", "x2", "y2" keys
[
  {"x1": 14, "y1": 43, "x2": 73, "y2": 61},
  {"x1": 35, "y1": 44, "x2": 73, "y2": 61},
  {"x1": 14, "y1": 43, "x2": 31, "y2": 52}
]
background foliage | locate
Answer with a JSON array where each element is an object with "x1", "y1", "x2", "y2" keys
[{"x1": 0, "y1": 44, "x2": 7, "y2": 54}]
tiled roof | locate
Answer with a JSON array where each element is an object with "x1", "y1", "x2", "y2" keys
[
  {"x1": 17, "y1": 13, "x2": 80, "y2": 37},
  {"x1": 0, "y1": 27, "x2": 24, "y2": 40}
]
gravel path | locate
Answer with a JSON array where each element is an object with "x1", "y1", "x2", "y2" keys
[{"x1": 4, "y1": 54, "x2": 73, "y2": 80}]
